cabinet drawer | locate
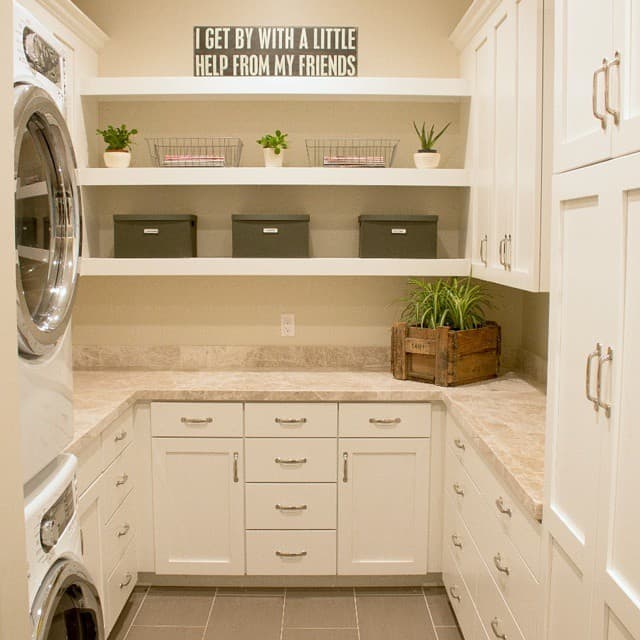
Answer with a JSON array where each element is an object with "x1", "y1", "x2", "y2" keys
[
  {"x1": 151, "y1": 402, "x2": 243, "y2": 437},
  {"x1": 102, "y1": 409, "x2": 134, "y2": 469},
  {"x1": 246, "y1": 483, "x2": 336, "y2": 529},
  {"x1": 105, "y1": 538, "x2": 137, "y2": 634},
  {"x1": 442, "y1": 545, "x2": 478, "y2": 640},
  {"x1": 245, "y1": 403, "x2": 337, "y2": 437},
  {"x1": 245, "y1": 439, "x2": 336, "y2": 482},
  {"x1": 445, "y1": 446, "x2": 483, "y2": 534},
  {"x1": 103, "y1": 490, "x2": 136, "y2": 578},
  {"x1": 339, "y1": 403, "x2": 431, "y2": 438},
  {"x1": 246, "y1": 531, "x2": 336, "y2": 575},
  {"x1": 76, "y1": 436, "x2": 102, "y2": 496},
  {"x1": 103, "y1": 445, "x2": 134, "y2": 522}
]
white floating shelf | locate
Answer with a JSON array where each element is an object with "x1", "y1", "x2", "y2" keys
[
  {"x1": 80, "y1": 257, "x2": 471, "y2": 278},
  {"x1": 79, "y1": 76, "x2": 470, "y2": 102},
  {"x1": 77, "y1": 167, "x2": 470, "y2": 187}
]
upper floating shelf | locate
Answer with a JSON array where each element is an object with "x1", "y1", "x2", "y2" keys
[
  {"x1": 79, "y1": 76, "x2": 471, "y2": 102},
  {"x1": 77, "y1": 167, "x2": 470, "y2": 187}
]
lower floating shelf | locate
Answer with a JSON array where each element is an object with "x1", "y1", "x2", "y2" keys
[{"x1": 80, "y1": 257, "x2": 471, "y2": 277}]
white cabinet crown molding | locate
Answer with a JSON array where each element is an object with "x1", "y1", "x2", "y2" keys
[
  {"x1": 36, "y1": 0, "x2": 109, "y2": 50},
  {"x1": 449, "y1": 0, "x2": 503, "y2": 51}
]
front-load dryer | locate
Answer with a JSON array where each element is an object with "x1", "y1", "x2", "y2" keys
[
  {"x1": 14, "y1": 4, "x2": 82, "y2": 483},
  {"x1": 24, "y1": 454, "x2": 104, "y2": 640}
]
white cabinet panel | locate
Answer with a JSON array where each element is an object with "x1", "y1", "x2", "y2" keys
[
  {"x1": 151, "y1": 402, "x2": 243, "y2": 438},
  {"x1": 78, "y1": 478, "x2": 104, "y2": 600},
  {"x1": 245, "y1": 403, "x2": 337, "y2": 438},
  {"x1": 338, "y1": 403, "x2": 431, "y2": 438},
  {"x1": 338, "y1": 438, "x2": 429, "y2": 575},
  {"x1": 152, "y1": 437, "x2": 244, "y2": 575}
]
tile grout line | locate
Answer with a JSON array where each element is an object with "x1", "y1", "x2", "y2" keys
[
  {"x1": 422, "y1": 585, "x2": 441, "y2": 640},
  {"x1": 279, "y1": 587, "x2": 287, "y2": 640},
  {"x1": 200, "y1": 587, "x2": 218, "y2": 640},
  {"x1": 353, "y1": 587, "x2": 362, "y2": 640},
  {"x1": 122, "y1": 585, "x2": 151, "y2": 640}
]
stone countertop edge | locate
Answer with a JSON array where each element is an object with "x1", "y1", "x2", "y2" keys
[{"x1": 68, "y1": 370, "x2": 545, "y2": 522}]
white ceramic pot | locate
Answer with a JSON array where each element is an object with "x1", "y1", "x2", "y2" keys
[
  {"x1": 263, "y1": 148, "x2": 284, "y2": 168},
  {"x1": 413, "y1": 151, "x2": 441, "y2": 169},
  {"x1": 104, "y1": 150, "x2": 131, "y2": 168}
]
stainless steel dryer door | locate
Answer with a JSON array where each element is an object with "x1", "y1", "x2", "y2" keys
[
  {"x1": 14, "y1": 83, "x2": 81, "y2": 359},
  {"x1": 31, "y1": 560, "x2": 104, "y2": 640}
]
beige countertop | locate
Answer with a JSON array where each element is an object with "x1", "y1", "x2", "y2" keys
[{"x1": 70, "y1": 370, "x2": 546, "y2": 521}]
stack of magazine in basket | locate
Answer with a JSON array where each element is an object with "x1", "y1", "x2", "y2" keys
[
  {"x1": 161, "y1": 154, "x2": 226, "y2": 167},
  {"x1": 322, "y1": 155, "x2": 386, "y2": 168}
]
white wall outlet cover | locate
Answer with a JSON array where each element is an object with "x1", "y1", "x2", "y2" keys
[{"x1": 280, "y1": 313, "x2": 295, "y2": 337}]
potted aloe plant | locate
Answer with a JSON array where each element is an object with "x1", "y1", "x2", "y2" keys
[
  {"x1": 391, "y1": 277, "x2": 501, "y2": 386},
  {"x1": 257, "y1": 129, "x2": 288, "y2": 167},
  {"x1": 96, "y1": 124, "x2": 138, "y2": 168},
  {"x1": 412, "y1": 121, "x2": 451, "y2": 169}
]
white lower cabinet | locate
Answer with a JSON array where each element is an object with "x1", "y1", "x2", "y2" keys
[
  {"x1": 338, "y1": 438, "x2": 429, "y2": 575},
  {"x1": 152, "y1": 437, "x2": 244, "y2": 575}
]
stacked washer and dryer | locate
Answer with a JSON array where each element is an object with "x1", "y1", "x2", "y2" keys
[{"x1": 14, "y1": 4, "x2": 105, "y2": 638}]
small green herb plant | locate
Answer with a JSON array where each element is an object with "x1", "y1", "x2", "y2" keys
[
  {"x1": 96, "y1": 124, "x2": 138, "y2": 151},
  {"x1": 257, "y1": 130, "x2": 289, "y2": 155},
  {"x1": 413, "y1": 121, "x2": 451, "y2": 152},
  {"x1": 401, "y1": 277, "x2": 489, "y2": 331}
]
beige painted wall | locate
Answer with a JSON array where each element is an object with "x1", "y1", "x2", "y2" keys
[
  {"x1": 0, "y1": 0, "x2": 31, "y2": 636},
  {"x1": 522, "y1": 292, "x2": 550, "y2": 360}
]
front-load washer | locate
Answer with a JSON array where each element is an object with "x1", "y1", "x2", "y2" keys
[
  {"x1": 14, "y1": 4, "x2": 82, "y2": 483},
  {"x1": 24, "y1": 454, "x2": 104, "y2": 640}
]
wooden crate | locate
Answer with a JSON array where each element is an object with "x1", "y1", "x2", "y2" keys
[{"x1": 391, "y1": 321, "x2": 501, "y2": 386}]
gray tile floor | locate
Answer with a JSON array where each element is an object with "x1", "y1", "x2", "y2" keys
[{"x1": 109, "y1": 586, "x2": 463, "y2": 640}]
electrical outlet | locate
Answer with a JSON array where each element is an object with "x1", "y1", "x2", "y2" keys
[{"x1": 280, "y1": 313, "x2": 295, "y2": 337}]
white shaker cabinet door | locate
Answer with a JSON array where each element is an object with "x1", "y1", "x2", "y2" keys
[
  {"x1": 554, "y1": 0, "x2": 613, "y2": 171},
  {"x1": 337, "y1": 438, "x2": 429, "y2": 575},
  {"x1": 152, "y1": 437, "x2": 244, "y2": 575}
]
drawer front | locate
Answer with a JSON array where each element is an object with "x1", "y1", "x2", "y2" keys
[
  {"x1": 103, "y1": 445, "x2": 135, "y2": 522},
  {"x1": 339, "y1": 403, "x2": 431, "y2": 438},
  {"x1": 105, "y1": 538, "x2": 137, "y2": 634},
  {"x1": 103, "y1": 490, "x2": 136, "y2": 578},
  {"x1": 445, "y1": 446, "x2": 483, "y2": 533},
  {"x1": 151, "y1": 402, "x2": 243, "y2": 438},
  {"x1": 76, "y1": 437, "x2": 103, "y2": 496},
  {"x1": 102, "y1": 409, "x2": 134, "y2": 470},
  {"x1": 245, "y1": 403, "x2": 337, "y2": 437},
  {"x1": 246, "y1": 531, "x2": 336, "y2": 575},
  {"x1": 246, "y1": 483, "x2": 336, "y2": 530},
  {"x1": 245, "y1": 439, "x2": 336, "y2": 482},
  {"x1": 442, "y1": 546, "x2": 479, "y2": 640}
]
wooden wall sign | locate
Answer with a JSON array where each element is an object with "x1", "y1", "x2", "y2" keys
[{"x1": 193, "y1": 26, "x2": 358, "y2": 77}]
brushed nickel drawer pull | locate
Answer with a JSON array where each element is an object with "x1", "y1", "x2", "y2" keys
[
  {"x1": 495, "y1": 497, "x2": 512, "y2": 518},
  {"x1": 275, "y1": 457, "x2": 307, "y2": 465},
  {"x1": 453, "y1": 483, "x2": 465, "y2": 497},
  {"x1": 114, "y1": 431, "x2": 127, "y2": 442},
  {"x1": 117, "y1": 523, "x2": 131, "y2": 538},
  {"x1": 451, "y1": 534, "x2": 463, "y2": 549},
  {"x1": 597, "y1": 346, "x2": 613, "y2": 418},
  {"x1": 605, "y1": 51, "x2": 621, "y2": 125},
  {"x1": 491, "y1": 618, "x2": 507, "y2": 640},
  {"x1": 263, "y1": 227, "x2": 279, "y2": 234},
  {"x1": 276, "y1": 504, "x2": 308, "y2": 511},
  {"x1": 275, "y1": 550, "x2": 307, "y2": 557},
  {"x1": 343, "y1": 452, "x2": 348, "y2": 482},
  {"x1": 593, "y1": 61, "x2": 608, "y2": 130},
  {"x1": 369, "y1": 417, "x2": 401, "y2": 425},
  {"x1": 115, "y1": 473, "x2": 129, "y2": 487},
  {"x1": 275, "y1": 417, "x2": 308, "y2": 425},
  {"x1": 181, "y1": 417, "x2": 213, "y2": 424},
  {"x1": 233, "y1": 452, "x2": 239, "y2": 483},
  {"x1": 119, "y1": 573, "x2": 133, "y2": 589},
  {"x1": 586, "y1": 344, "x2": 602, "y2": 410},
  {"x1": 493, "y1": 553, "x2": 510, "y2": 576},
  {"x1": 453, "y1": 438, "x2": 466, "y2": 451},
  {"x1": 449, "y1": 586, "x2": 461, "y2": 602}
]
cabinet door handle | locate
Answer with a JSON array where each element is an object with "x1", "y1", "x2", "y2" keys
[
  {"x1": 119, "y1": 573, "x2": 133, "y2": 589},
  {"x1": 181, "y1": 417, "x2": 213, "y2": 425},
  {"x1": 117, "y1": 523, "x2": 131, "y2": 538},
  {"x1": 275, "y1": 504, "x2": 308, "y2": 511},
  {"x1": 233, "y1": 452, "x2": 239, "y2": 483},
  {"x1": 491, "y1": 618, "x2": 507, "y2": 640},
  {"x1": 498, "y1": 236, "x2": 506, "y2": 267},
  {"x1": 493, "y1": 553, "x2": 511, "y2": 576},
  {"x1": 453, "y1": 438, "x2": 466, "y2": 451},
  {"x1": 343, "y1": 452, "x2": 349, "y2": 483},
  {"x1": 593, "y1": 60, "x2": 608, "y2": 129},
  {"x1": 80, "y1": 529, "x2": 84, "y2": 556},
  {"x1": 275, "y1": 457, "x2": 307, "y2": 465},
  {"x1": 115, "y1": 473, "x2": 129, "y2": 487},
  {"x1": 495, "y1": 497, "x2": 512, "y2": 518},
  {"x1": 597, "y1": 346, "x2": 613, "y2": 418},
  {"x1": 453, "y1": 483, "x2": 465, "y2": 496},
  {"x1": 369, "y1": 417, "x2": 401, "y2": 425},
  {"x1": 480, "y1": 234, "x2": 488, "y2": 266},
  {"x1": 605, "y1": 51, "x2": 621, "y2": 125},
  {"x1": 449, "y1": 586, "x2": 461, "y2": 602},
  {"x1": 275, "y1": 417, "x2": 307, "y2": 425},
  {"x1": 114, "y1": 430, "x2": 127, "y2": 442},
  {"x1": 275, "y1": 550, "x2": 307, "y2": 558},
  {"x1": 506, "y1": 234, "x2": 512, "y2": 271},
  {"x1": 451, "y1": 534, "x2": 463, "y2": 549},
  {"x1": 586, "y1": 344, "x2": 602, "y2": 410}
]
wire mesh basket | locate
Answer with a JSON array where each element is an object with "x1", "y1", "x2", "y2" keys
[
  {"x1": 305, "y1": 138, "x2": 399, "y2": 168},
  {"x1": 146, "y1": 137, "x2": 243, "y2": 167}
]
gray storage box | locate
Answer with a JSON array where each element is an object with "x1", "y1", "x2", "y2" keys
[
  {"x1": 358, "y1": 215, "x2": 438, "y2": 258},
  {"x1": 114, "y1": 215, "x2": 197, "y2": 258},
  {"x1": 232, "y1": 214, "x2": 310, "y2": 258}
]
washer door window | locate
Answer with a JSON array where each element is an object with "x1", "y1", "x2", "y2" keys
[
  {"x1": 32, "y1": 560, "x2": 104, "y2": 640},
  {"x1": 14, "y1": 84, "x2": 81, "y2": 359}
]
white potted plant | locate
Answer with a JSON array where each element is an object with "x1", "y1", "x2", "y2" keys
[
  {"x1": 96, "y1": 124, "x2": 138, "y2": 168},
  {"x1": 257, "y1": 129, "x2": 288, "y2": 167},
  {"x1": 412, "y1": 121, "x2": 451, "y2": 169}
]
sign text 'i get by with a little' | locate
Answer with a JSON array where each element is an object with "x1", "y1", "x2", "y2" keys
[{"x1": 193, "y1": 26, "x2": 358, "y2": 77}]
